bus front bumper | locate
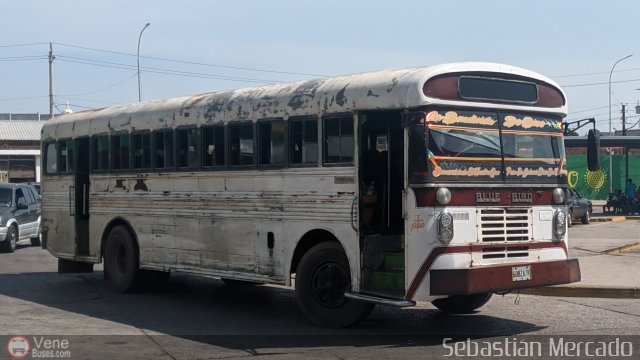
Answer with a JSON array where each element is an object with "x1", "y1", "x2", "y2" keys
[{"x1": 429, "y1": 259, "x2": 581, "y2": 295}]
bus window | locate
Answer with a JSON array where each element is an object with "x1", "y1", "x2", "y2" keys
[
  {"x1": 58, "y1": 140, "x2": 74, "y2": 174},
  {"x1": 324, "y1": 115, "x2": 354, "y2": 164},
  {"x1": 177, "y1": 128, "x2": 200, "y2": 169},
  {"x1": 408, "y1": 124, "x2": 427, "y2": 183},
  {"x1": 111, "y1": 134, "x2": 130, "y2": 170},
  {"x1": 45, "y1": 142, "x2": 57, "y2": 174},
  {"x1": 289, "y1": 117, "x2": 318, "y2": 166},
  {"x1": 91, "y1": 135, "x2": 110, "y2": 171},
  {"x1": 154, "y1": 130, "x2": 175, "y2": 170},
  {"x1": 202, "y1": 126, "x2": 225, "y2": 167},
  {"x1": 132, "y1": 132, "x2": 151, "y2": 170},
  {"x1": 258, "y1": 120, "x2": 285, "y2": 167},
  {"x1": 229, "y1": 123, "x2": 254, "y2": 166}
]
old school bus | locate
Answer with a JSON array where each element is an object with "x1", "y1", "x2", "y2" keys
[{"x1": 40, "y1": 62, "x2": 597, "y2": 327}]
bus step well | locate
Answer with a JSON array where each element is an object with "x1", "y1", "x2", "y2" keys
[{"x1": 363, "y1": 251, "x2": 405, "y2": 296}]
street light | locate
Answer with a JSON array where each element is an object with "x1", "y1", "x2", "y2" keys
[
  {"x1": 137, "y1": 22, "x2": 151, "y2": 102},
  {"x1": 609, "y1": 54, "x2": 632, "y2": 134},
  {"x1": 608, "y1": 54, "x2": 632, "y2": 194}
]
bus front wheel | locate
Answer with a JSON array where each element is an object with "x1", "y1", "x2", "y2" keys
[
  {"x1": 295, "y1": 242, "x2": 374, "y2": 328},
  {"x1": 104, "y1": 225, "x2": 141, "y2": 293},
  {"x1": 431, "y1": 293, "x2": 493, "y2": 314}
]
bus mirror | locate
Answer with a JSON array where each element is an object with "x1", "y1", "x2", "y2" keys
[{"x1": 586, "y1": 129, "x2": 601, "y2": 171}]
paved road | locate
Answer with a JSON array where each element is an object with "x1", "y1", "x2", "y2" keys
[{"x1": 1, "y1": 225, "x2": 639, "y2": 359}]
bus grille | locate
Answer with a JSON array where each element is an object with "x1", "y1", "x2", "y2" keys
[{"x1": 478, "y1": 208, "x2": 531, "y2": 242}]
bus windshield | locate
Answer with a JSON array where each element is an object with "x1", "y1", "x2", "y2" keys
[{"x1": 410, "y1": 110, "x2": 566, "y2": 184}]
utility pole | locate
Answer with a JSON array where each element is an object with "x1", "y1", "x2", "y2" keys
[
  {"x1": 48, "y1": 42, "x2": 55, "y2": 119},
  {"x1": 622, "y1": 104, "x2": 627, "y2": 136},
  {"x1": 622, "y1": 104, "x2": 629, "y2": 185}
]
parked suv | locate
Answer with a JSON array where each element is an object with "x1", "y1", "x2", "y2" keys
[
  {"x1": 0, "y1": 183, "x2": 41, "y2": 253},
  {"x1": 567, "y1": 188, "x2": 592, "y2": 226}
]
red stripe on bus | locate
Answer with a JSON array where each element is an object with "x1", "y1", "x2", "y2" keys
[
  {"x1": 404, "y1": 241, "x2": 568, "y2": 300},
  {"x1": 414, "y1": 188, "x2": 556, "y2": 207}
]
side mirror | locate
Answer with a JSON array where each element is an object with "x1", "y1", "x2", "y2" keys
[
  {"x1": 16, "y1": 203, "x2": 28, "y2": 210},
  {"x1": 587, "y1": 129, "x2": 601, "y2": 171}
]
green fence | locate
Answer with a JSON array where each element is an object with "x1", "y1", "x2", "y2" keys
[{"x1": 566, "y1": 155, "x2": 640, "y2": 200}]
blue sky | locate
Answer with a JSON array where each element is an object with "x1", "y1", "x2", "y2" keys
[{"x1": 3, "y1": 0, "x2": 640, "y2": 133}]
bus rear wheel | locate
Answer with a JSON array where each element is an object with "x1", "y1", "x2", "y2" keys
[
  {"x1": 431, "y1": 293, "x2": 493, "y2": 314},
  {"x1": 295, "y1": 242, "x2": 374, "y2": 328},
  {"x1": 104, "y1": 225, "x2": 141, "y2": 293}
]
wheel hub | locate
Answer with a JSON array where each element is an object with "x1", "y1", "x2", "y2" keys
[{"x1": 311, "y1": 262, "x2": 349, "y2": 308}]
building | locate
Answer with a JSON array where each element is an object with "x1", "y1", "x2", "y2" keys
[{"x1": 0, "y1": 113, "x2": 50, "y2": 183}]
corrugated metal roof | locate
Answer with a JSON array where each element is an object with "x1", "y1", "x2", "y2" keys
[{"x1": 0, "y1": 120, "x2": 43, "y2": 141}]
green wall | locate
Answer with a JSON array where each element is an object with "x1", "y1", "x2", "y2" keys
[{"x1": 566, "y1": 155, "x2": 640, "y2": 200}]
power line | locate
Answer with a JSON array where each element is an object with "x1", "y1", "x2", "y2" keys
[
  {"x1": 56, "y1": 56, "x2": 284, "y2": 84},
  {"x1": 57, "y1": 73, "x2": 138, "y2": 97},
  {"x1": 0, "y1": 42, "x2": 49, "y2": 48},
  {"x1": 53, "y1": 42, "x2": 327, "y2": 78},
  {"x1": 561, "y1": 77, "x2": 640, "y2": 88},
  {"x1": 552, "y1": 67, "x2": 640, "y2": 79},
  {"x1": 0, "y1": 56, "x2": 48, "y2": 62}
]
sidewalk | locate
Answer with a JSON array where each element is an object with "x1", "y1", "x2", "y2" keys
[{"x1": 520, "y1": 206, "x2": 640, "y2": 299}]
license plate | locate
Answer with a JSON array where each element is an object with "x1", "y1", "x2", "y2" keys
[{"x1": 512, "y1": 265, "x2": 532, "y2": 281}]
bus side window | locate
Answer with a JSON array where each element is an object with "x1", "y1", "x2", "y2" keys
[
  {"x1": 58, "y1": 139, "x2": 74, "y2": 174},
  {"x1": 45, "y1": 142, "x2": 58, "y2": 174},
  {"x1": 91, "y1": 135, "x2": 110, "y2": 171},
  {"x1": 132, "y1": 132, "x2": 151, "y2": 170},
  {"x1": 323, "y1": 115, "x2": 354, "y2": 165},
  {"x1": 202, "y1": 126, "x2": 225, "y2": 167},
  {"x1": 154, "y1": 130, "x2": 175, "y2": 170},
  {"x1": 177, "y1": 128, "x2": 200, "y2": 169},
  {"x1": 289, "y1": 117, "x2": 318, "y2": 166},
  {"x1": 229, "y1": 123, "x2": 254, "y2": 166},
  {"x1": 258, "y1": 120, "x2": 285, "y2": 167},
  {"x1": 111, "y1": 133, "x2": 130, "y2": 170}
]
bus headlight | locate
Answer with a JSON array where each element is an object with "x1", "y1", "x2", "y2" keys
[
  {"x1": 436, "y1": 187, "x2": 452, "y2": 205},
  {"x1": 553, "y1": 209, "x2": 567, "y2": 238},
  {"x1": 437, "y1": 211, "x2": 454, "y2": 244},
  {"x1": 552, "y1": 188, "x2": 565, "y2": 204}
]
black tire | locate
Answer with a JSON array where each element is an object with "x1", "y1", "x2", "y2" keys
[
  {"x1": 581, "y1": 210, "x2": 590, "y2": 224},
  {"x1": 0, "y1": 225, "x2": 17, "y2": 253},
  {"x1": 104, "y1": 225, "x2": 141, "y2": 293},
  {"x1": 295, "y1": 242, "x2": 374, "y2": 328},
  {"x1": 432, "y1": 293, "x2": 493, "y2": 314}
]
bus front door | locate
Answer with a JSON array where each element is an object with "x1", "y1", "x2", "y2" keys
[{"x1": 358, "y1": 111, "x2": 405, "y2": 297}]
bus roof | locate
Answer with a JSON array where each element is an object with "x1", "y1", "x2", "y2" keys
[{"x1": 42, "y1": 62, "x2": 566, "y2": 140}]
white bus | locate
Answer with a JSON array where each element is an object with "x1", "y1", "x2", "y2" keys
[{"x1": 40, "y1": 62, "x2": 597, "y2": 327}]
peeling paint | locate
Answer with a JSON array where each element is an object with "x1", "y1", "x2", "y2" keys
[
  {"x1": 335, "y1": 85, "x2": 349, "y2": 106},
  {"x1": 134, "y1": 180, "x2": 148, "y2": 192},
  {"x1": 386, "y1": 78, "x2": 399, "y2": 93}
]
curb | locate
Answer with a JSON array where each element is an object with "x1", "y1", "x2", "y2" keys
[
  {"x1": 591, "y1": 216, "x2": 626, "y2": 223},
  {"x1": 519, "y1": 285, "x2": 640, "y2": 299},
  {"x1": 602, "y1": 241, "x2": 640, "y2": 254}
]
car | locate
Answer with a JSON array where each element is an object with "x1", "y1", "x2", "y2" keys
[
  {"x1": 0, "y1": 183, "x2": 42, "y2": 253},
  {"x1": 567, "y1": 188, "x2": 592, "y2": 226}
]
